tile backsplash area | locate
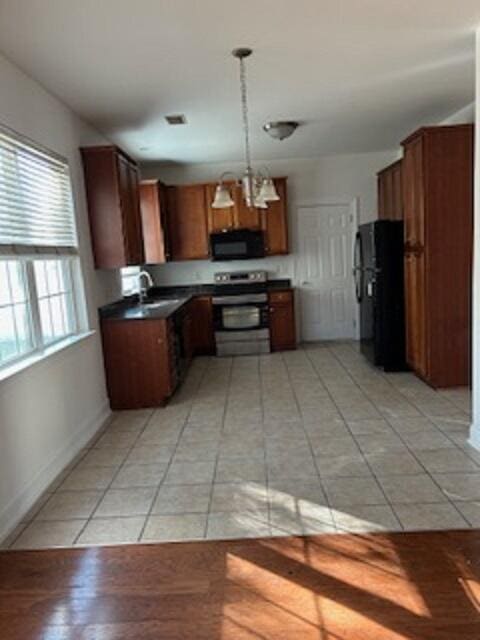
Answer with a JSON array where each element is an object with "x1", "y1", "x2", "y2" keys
[{"x1": 147, "y1": 256, "x2": 294, "y2": 286}]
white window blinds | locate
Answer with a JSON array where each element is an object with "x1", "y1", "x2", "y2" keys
[{"x1": 0, "y1": 126, "x2": 78, "y2": 256}]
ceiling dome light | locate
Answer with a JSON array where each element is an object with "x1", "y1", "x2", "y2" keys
[{"x1": 263, "y1": 121, "x2": 299, "y2": 141}]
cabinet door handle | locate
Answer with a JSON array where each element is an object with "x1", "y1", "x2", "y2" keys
[{"x1": 157, "y1": 338, "x2": 163, "y2": 345}]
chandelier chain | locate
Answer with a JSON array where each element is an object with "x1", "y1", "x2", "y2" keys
[{"x1": 239, "y1": 56, "x2": 252, "y2": 170}]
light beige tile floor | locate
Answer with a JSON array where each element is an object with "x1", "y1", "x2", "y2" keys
[{"x1": 3, "y1": 341, "x2": 478, "y2": 549}]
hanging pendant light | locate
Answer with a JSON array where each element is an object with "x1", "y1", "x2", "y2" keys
[
  {"x1": 211, "y1": 48, "x2": 280, "y2": 210},
  {"x1": 212, "y1": 183, "x2": 235, "y2": 208},
  {"x1": 211, "y1": 172, "x2": 236, "y2": 208},
  {"x1": 259, "y1": 178, "x2": 280, "y2": 202}
]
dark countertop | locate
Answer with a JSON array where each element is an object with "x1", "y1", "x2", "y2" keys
[
  {"x1": 100, "y1": 295, "x2": 192, "y2": 321},
  {"x1": 99, "y1": 279, "x2": 292, "y2": 322},
  {"x1": 148, "y1": 278, "x2": 291, "y2": 298}
]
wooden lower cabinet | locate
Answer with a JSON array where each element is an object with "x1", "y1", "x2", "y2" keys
[
  {"x1": 269, "y1": 290, "x2": 296, "y2": 352},
  {"x1": 189, "y1": 296, "x2": 215, "y2": 355},
  {"x1": 101, "y1": 290, "x2": 297, "y2": 409},
  {"x1": 404, "y1": 252, "x2": 427, "y2": 378},
  {"x1": 181, "y1": 303, "x2": 194, "y2": 363},
  {"x1": 101, "y1": 318, "x2": 175, "y2": 410},
  {"x1": 101, "y1": 298, "x2": 215, "y2": 410}
]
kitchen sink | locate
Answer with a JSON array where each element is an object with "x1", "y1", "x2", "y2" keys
[{"x1": 141, "y1": 299, "x2": 182, "y2": 309}]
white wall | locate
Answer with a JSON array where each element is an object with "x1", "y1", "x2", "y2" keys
[
  {"x1": 470, "y1": 39, "x2": 480, "y2": 450},
  {"x1": 439, "y1": 102, "x2": 475, "y2": 125},
  {"x1": 141, "y1": 150, "x2": 398, "y2": 285},
  {"x1": 0, "y1": 53, "x2": 121, "y2": 539}
]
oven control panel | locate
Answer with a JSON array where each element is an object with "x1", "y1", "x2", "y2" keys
[{"x1": 214, "y1": 270, "x2": 267, "y2": 285}]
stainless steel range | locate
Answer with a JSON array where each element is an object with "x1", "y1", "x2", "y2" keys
[{"x1": 212, "y1": 270, "x2": 270, "y2": 356}]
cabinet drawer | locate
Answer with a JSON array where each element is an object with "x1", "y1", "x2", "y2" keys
[{"x1": 269, "y1": 290, "x2": 293, "y2": 304}]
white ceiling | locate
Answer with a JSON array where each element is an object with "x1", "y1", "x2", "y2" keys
[{"x1": 0, "y1": 1, "x2": 478, "y2": 164}]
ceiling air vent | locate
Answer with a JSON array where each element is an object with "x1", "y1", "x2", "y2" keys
[{"x1": 165, "y1": 114, "x2": 187, "y2": 125}]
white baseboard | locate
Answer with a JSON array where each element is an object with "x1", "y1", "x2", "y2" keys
[
  {"x1": 468, "y1": 425, "x2": 480, "y2": 452},
  {"x1": 0, "y1": 401, "x2": 111, "y2": 542}
]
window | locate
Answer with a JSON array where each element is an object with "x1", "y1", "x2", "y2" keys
[
  {"x1": 0, "y1": 260, "x2": 32, "y2": 365},
  {"x1": 34, "y1": 259, "x2": 77, "y2": 346},
  {"x1": 121, "y1": 266, "x2": 140, "y2": 297},
  {"x1": 0, "y1": 125, "x2": 87, "y2": 372}
]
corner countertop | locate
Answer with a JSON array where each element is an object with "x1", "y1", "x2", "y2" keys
[
  {"x1": 99, "y1": 278, "x2": 292, "y2": 322},
  {"x1": 99, "y1": 295, "x2": 192, "y2": 321}
]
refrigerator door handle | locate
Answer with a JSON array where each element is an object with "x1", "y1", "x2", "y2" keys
[{"x1": 353, "y1": 232, "x2": 364, "y2": 303}]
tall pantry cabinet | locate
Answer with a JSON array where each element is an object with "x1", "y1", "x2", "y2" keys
[{"x1": 402, "y1": 125, "x2": 473, "y2": 388}]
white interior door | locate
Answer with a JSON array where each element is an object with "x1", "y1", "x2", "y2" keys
[{"x1": 296, "y1": 203, "x2": 356, "y2": 341}]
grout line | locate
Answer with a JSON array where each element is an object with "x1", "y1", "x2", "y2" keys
[
  {"x1": 136, "y1": 359, "x2": 210, "y2": 543},
  {"x1": 281, "y1": 348, "x2": 338, "y2": 529},
  {"x1": 10, "y1": 345, "x2": 475, "y2": 548},
  {"x1": 259, "y1": 352, "x2": 273, "y2": 529},
  {"x1": 71, "y1": 409, "x2": 156, "y2": 545},
  {"x1": 301, "y1": 345, "x2": 402, "y2": 529},
  {"x1": 7, "y1": 411, "x2": 150, "y2": 549},
  {"x1": 206, "y1": 356, "x2": 234, "y2": 537},
  {"x1": 325, "y1": 343, "x2": 472, "y2": 528}
]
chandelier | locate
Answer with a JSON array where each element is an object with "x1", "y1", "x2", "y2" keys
[{"x1": 211, "y1": 48, "x2": 279, "y2": 210}]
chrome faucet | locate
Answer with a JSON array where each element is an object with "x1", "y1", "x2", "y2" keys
[{"x1": 138, "y1": 270, "x2": 154, "y2": 304}]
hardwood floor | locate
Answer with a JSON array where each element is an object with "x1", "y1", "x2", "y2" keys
[{"x1": 1, "y1": 530, "x2": 479, "y2": 639}]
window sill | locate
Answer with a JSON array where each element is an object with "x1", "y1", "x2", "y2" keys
[{"x1": 0, "y1": 331, "x2": 96, "y2": 384}]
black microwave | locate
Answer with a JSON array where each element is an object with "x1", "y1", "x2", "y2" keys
[{"x1": 210, "y1": 229, "x2": 265, "y2": 261}]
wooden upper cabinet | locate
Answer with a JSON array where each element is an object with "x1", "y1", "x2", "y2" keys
[
  {"x1": 166, "y1": 184, "x2": 209, "y2": 260},
  {"x1": 81, "y1": 146, "x2": 144, "y2": 269},
  {"x1": 262, "y1": 178, "x2": 289, "y2": 255},
  {"x1": 402, "y1": 136, "x2": 425, "y2": 249},
  {"x1": 145, "y1": 177, "x2": 288, "y2": 262},
  {"x1": 205, "y1": 182, "x2": 236, "y2": 232},
  {"x1": 233, "y1": 184, "x2": 262, "y2": 230},
  {"x1": 206, "y1": 179, "x2": 287, "y2": 236},
  {"x1": 205, "y1": 182, "x2": 262, "y2": 232},
  {"x1": 119, "y1": 156, "x2": 144, "y2": 265},
  {"x1": 377, "y1": 160, "x2": 403, "y2": 221},
  {"x1": 139, "y1": 180, "x2": 169, "y2": 264}
]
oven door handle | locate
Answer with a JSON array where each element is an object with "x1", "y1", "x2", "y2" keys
[{"x1": 222, "y1": 306, "x2": 263, "y2": 314}]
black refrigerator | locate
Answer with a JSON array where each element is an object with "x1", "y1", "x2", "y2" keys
[{"x1": 353, "y1": 220, "x2": 406, "y2": 371}]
